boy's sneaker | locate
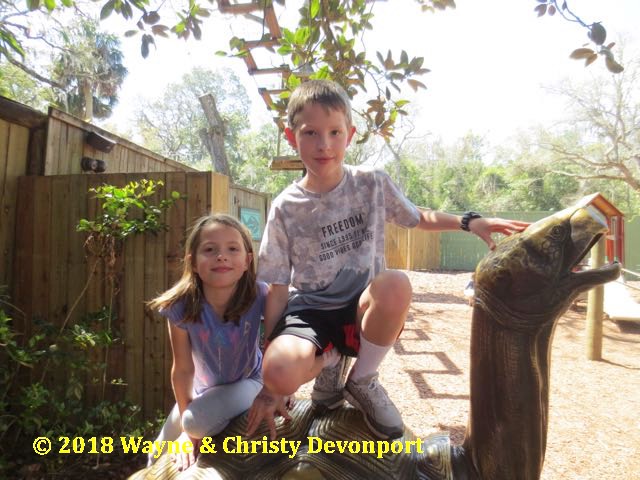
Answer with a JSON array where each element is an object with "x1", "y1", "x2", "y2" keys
[
  {"x1": 344, "y1": 373, "x2": 404, "y2": 439},
  {"x1": 311, "y1": 355, "x2": 352, "y2": 414}
]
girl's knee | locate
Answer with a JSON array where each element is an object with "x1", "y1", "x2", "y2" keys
[{"x1": 181, "y1": 408, "x2": 228, "y2": 439}]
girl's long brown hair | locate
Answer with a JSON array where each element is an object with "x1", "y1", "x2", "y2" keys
[{"x1": 148, "y1": 214, "x2": 257, "y2": 324}]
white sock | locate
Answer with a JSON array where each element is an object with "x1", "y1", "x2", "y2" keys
[
  {"x1": 349, "y1": 335, "x2": 392, "y2": 381},
  {"x1": 322, "y1": 348, "x2": 341, "y2": 368}
]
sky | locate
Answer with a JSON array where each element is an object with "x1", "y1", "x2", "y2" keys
[{"x1": 102, "y1": 0, "x2": 640, "y2": 146}]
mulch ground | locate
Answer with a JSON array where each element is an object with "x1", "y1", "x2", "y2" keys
[{"x1": 354, "y1": 271, "x2": 640, "y2": 480}]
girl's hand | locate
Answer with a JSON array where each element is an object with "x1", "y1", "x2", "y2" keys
[
  {"x1": 470, "y1": 217, "x2": 530, "y2": 250},
  {"x1": 171, "y1": 431, "x2": 200, "y2": 472},
  {"x1": 245, "y1": 387, "x2": 293, "y2": 440}
]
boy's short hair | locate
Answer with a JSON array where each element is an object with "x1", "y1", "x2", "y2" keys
[{"x1": 287, "y1": 80, "x2": 352, "y2": 130}]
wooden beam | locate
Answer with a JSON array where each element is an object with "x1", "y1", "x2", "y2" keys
[
  {"x1": 258, "y1": 88, "x2": 275, "y2": 109},
  {"x1": 264, "y1": 5, "x2": 282, "y2": 38},
  {"x1": 0, "y1": 96, "x2": 47, "y2": 129},
  {"x1": 264, "y1": 88, "x2": 288, "y2": 95},
  {"x1": 249, "y1": 65, "x2": 290, "y2": 76},
  {"x1": 244, "y1": 38, "x2": 280, "y2": 49},
  {"x1": 274, "y1": 117, "x2": 286, "y2": 131},
  {"x1": 219, "y1": 2, "x2": 261, "y2": 14},
  {"x1": 270, "y1": 155, "x2": 304, "y2": 170},
  {"x1": 242, "y1": 52, "x2": 258, "y2": 72}
]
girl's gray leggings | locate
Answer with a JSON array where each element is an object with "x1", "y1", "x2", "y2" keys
[{"x1": 148, "y1": 376, "x2": 262, "y2": 466}]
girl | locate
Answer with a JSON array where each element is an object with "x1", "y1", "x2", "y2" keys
[{"x1": 147, "y1": 214, "x2": 269, "y2": 471}]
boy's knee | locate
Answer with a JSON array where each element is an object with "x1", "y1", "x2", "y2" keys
[
  {"x1": 262, "y1": 357, "x2": 300, "y2": 396},
  {"x1": 370, "y1": 271, "x2": 413, "y2": 309},
  {"x1": 262, "y1": 337, "x2": 314, "y2": 395}
]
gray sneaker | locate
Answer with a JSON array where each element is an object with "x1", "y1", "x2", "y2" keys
[
  {"x1": 344, "y1": 373, "x2": 404, "y2": 439},
  {"x1": 311, "y1": 355, "x2": 352, "y2": 414}
]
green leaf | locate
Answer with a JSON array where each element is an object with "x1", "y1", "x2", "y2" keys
[
  {"x1": 309, "y1": 0, "x2": 320, "y2": 18},
  {"x1": 294, "y1": 26, "x2": 310, "y2": 46},
  {"x1": 43, "y1": 0, "x2": 56, "y2": 12},
  {"x1": 124, "y1": 30, "x2": 138, "y2": 37}
]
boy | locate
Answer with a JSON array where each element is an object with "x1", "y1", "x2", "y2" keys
[{"x1": 246, "y1": 80, "x2": 528, "y2": 440}]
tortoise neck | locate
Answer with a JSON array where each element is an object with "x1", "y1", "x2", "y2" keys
[{"x1": 462, "y1": 302, "x2": 554, "y2": 480}]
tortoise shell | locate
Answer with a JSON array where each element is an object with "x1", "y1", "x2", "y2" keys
[{"x1": 130, "y1": 399, "x2": 456, "y2": 480}]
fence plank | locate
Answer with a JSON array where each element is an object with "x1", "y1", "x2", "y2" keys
[
  {"x1": 1, "y1": 122, "x2": 29, "y2": 287},
  {"x1": 143, "y1": 172, "x2": 169, "y2": 418},
  {"x1": 124, "y1": 233, "x2": 145, "y2": 409},
  {"x1": 163, "y1": 172, "x2": 187, "y2": 410},
  {"x1": 66, "y1": 175, "x2": 88, "y2": 329},
  {"x1": 12, "y1": 176, "x2": 36, "y2": 334},
  {"x1": 186, "y1": 172, "x2": 211, "y2": 226}
]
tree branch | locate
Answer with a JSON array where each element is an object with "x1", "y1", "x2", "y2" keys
[{"x1": 4, "y1": 51, "x2": 66, "y2": 90}]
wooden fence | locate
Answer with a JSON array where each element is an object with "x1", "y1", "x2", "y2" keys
[
  {"x1": 385, "y1": 223, "x2": 440, "y2": 271},
  {"x1": 43, "y1": 109, "x2": 197, "y2": 176},
  {"x1": 11, "y1": 172, "x2": 270, "y2": 418},
  {"x1": 0, "y1": 117, "x2": 30, "y2": 289}
]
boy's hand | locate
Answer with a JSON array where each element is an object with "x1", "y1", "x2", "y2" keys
[
  {"x1": 470, "y1": 217, "x2": 530, "y2": 250},
  {"x1": 246, "y1": 387, "x2": 293, "y2": 440}
]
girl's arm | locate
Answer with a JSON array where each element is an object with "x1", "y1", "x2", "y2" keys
[
  {"x1": 168, "y1": 322, "x2": 194, "y2": 414},
  {"x1": 167, "y1": 321, "x2": 198, "y2": 470}
]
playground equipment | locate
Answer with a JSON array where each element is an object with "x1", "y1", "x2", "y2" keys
[{"x1": 603, "y1": 269, "x2": 640, "y2": 322}]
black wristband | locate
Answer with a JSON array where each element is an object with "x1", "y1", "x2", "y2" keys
[{"x1": 460, "y1": 211, "x2": 482, "y2": 232}]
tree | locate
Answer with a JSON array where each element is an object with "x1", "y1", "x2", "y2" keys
[
  {"x1": 233, "y1": 123, "x2": 299, "y2": 195},
  {"x1": 134, "y1": 67, "x2": 250, "y2": 170},
  {"x1": 7, "y1": 0, "x2": 622, "y2": 141},
  {"x1": 51, "y1": 17, "x2": 127, "y2": 121},
  {"x1": 0, "y1": 61, "x2": 54, "y2": 109},
  {"x1": 537, "y1": 47, "x2": 640, "y2": 214}
]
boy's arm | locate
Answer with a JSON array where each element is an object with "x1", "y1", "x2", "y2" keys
[
  {"x1": 263, "y1": 283, "x2": 289, "y2": 339},
  {"x1": 246, "y1": 283, "x2": 291, "y2": 439},
  {"x1": 416, "y1": 209, "x2": 529, "y2": 250}
]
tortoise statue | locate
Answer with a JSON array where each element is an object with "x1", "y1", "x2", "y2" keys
[{"x1": 129, "y1": 201, "x2": 620, "y2": 480}]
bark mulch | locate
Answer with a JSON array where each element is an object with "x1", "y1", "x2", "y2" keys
[{"x1": 297, "y1": 270, "x2": 640, "y2": 480}]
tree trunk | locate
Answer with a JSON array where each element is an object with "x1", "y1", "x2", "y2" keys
[
  {"x1": 82, "y1": 81, "x2": 94, "y2": 122},
  {"x1": 199, "y1": 94, "x2": 231, "y2": 176}
]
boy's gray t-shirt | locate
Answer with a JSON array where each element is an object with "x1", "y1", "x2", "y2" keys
[{"x1": 258, "y1": 165, "x2": 420, "y2": 315}]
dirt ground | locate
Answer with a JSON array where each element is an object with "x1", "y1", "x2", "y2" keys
[{"x1": 296, "y1": 271, "x2": 640, "y2": 480}]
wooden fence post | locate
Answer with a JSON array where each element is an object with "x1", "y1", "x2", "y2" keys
[
  {"x1": 211, "y1": 172, "x2": 230, "y2": 214},
  {"x1": 586, "y1": 236, "x2": 606, "y2": 360}
]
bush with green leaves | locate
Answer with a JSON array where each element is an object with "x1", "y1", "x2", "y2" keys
[{"x1": 0, "y1": 180, "x2": 183, "y2": 477}]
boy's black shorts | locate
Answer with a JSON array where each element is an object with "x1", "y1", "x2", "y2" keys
[{"x1": 268, "y1": 295, "x2": 361, "y2": 357}]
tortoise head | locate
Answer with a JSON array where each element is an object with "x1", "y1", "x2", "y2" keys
[{"x1": 474, "y1": 203, "x2": 621, "y2": 326}]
